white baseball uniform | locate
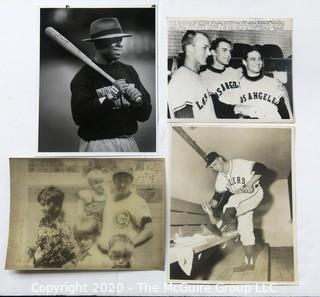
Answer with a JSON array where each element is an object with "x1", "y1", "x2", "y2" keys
[
  {"x1": 99, "y1": 192, "x2": 152, "y2": 245},
  {"x1": 215, "y1": 159, "x2": 264, "y2": 246},
  {"x1": 200, "y1": 66, "x2": 242, "y2": 105},
  {"x1": 237, "y1": 74, "x2": 290, "y2": 121},
  {"x1": 168, "y1": 66, "x2": 216, "y2": 120}
]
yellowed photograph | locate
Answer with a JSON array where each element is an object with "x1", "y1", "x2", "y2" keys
[{"x1": 6, "y1": 158, "x2": 164, "y2": 270}]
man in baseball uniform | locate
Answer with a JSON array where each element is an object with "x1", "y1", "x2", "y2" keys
[
  {"x1": 235, "y1": 45, "x2": 292, "y2": 121},
  {"x1": 98, "y1": 169, "x2": 153, "y2": 248},
  {"x1": 168, "y1": 31, "x2": 216, "y2": 120},
  {"x1": 71, "y1": 18, "x2": 152, "y2": 152},
  {"x1": 202, "y1": 152, "x2": 266, "y2": 272},
  {"x1": 200, "y1": 38, "x2": 242, "y2": 118}
]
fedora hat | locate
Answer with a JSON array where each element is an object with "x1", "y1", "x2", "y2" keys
[{"x1": 82, "y1": 18, "x2": 132, "y2": 42}]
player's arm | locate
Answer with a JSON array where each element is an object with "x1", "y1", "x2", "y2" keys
[
  {"x1": 211, "y1": 93, "x2": 239, "y2": 119},
  {"x1": 202, "y1": 191, "x2": 231, "y2": 223},
  {"x1": 132, "y1": 219, "x2": 153, "y2": 247},
  {"x1": 174, "y1": 104, "x2": 194, "y2": 118},
  {"x1": 71, "y1": 77, "x2": 122, "y2": 125},
  {"x1": 240, "y1": 162, "x2": 266, "y2": 193},
  {"x1": 126, "y1": 66, "x2": 152, "y2": 122},
  {"x1": 168, "y1": 74, "x2": 195, "y2": 118},
  {"x1": 277, "y1": 97, "x2": 290, "y2": 119},
  {"x1": 276, "y1": 82, "x2": 293, "y2": 119}
]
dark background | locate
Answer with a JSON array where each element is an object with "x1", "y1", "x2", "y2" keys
[{"x1": 39, "y1": 8, "x2": 156, "y2": 152}]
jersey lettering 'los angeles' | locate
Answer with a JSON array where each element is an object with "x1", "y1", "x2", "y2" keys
[
  {"x1": 200, "y1": 66, "x2": 242, "y2": 105},
  {"x1": 238, "y1": 75, "x2": 287, "y2": 120},
  {"x1": 215, "y1": 159, "x2": 257, "y2": 194},
  {"x1": 168, "y1": 66, "x2": 216, "y2": 120}
]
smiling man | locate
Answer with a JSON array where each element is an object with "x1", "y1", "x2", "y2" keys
[
  {"x1": 168, "y1": 30, "x2": 215, "y2": 120},
  {"x1": 71, "y1": 18, "x2": 152, "y2": 152},
  {"x1": 200, "y1": 38, "x2": 242, "y2": 118},
  {"x1": 235, "y1": 45, "x2": 292, "y2": 121},
  {"x1": 98, "y1": 170, "x2": 153, "y2": 248}
]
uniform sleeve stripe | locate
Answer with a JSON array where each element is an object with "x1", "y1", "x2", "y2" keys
[{"x1": 172, "y1": 101, "x2": 193, "y2": 112}]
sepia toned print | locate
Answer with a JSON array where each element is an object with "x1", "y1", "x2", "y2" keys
[
  {"x1": 168, "y1": 18, "x2": 293, "y2": 123},
  {"x1": 169, "y1": 125, "x2": 296, "y2": 284},
  {"x1": 6, "y1": 158, "x2": 164, "y2": 270}
]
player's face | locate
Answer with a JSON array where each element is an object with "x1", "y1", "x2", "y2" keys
[
  {"x1": 191, "y1": 33, "x2": 210, "y2": 66},
  {"x1": 113, "y1": 174, "x2": 133, "y2": 197},
  {"x1": 209, "y1": 157, "x2": 224, "y2": 173},
  {"x1": 244, "y1": 51, "x2": 263, "y2": 75},
  {"x1": 213, "y1": 41, "x2": 232, "y2": 67},
  {"x1": 109, "y1": 242, "x2": 133, "y2": 268},
  {"x1": 95, "y1": 37, "x2": 123, "y2": 61},
  {"x1": 75, "y1": 234, "x2": 97, "y2": 252}
]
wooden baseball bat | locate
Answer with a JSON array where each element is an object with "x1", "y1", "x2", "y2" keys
[
  {"x1": 45, "y1": 27, "x2": 116, "y2": 83},
  {"x1": 45, "y1": 27, "x2": 143, "y2": 105},
  {"x1": 173, "y1": 127, "x2": 207, "y2": 162}
]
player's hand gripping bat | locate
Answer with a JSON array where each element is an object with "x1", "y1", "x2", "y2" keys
[{"x1": 44, "y1": 27, "x2": 142, "y2": 105}]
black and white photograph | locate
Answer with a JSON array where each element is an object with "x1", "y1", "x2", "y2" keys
[
  {"x1": 6, "y1": 158, "x2": 164, "y2": 270},
  {"x1": 168, "y1": 18, "x2": 293, "y2": 122},
  {"x1": 170, "y1": 125, "x2": 296, "y2": 283},
  {"x1": 39, "y1": 7, "x2": 156, "y2": 153}
]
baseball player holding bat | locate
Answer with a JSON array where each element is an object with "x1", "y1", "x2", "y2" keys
[
  {"x1": 68, "y1": 18, "x2": 151, "y2": 152},
  {"x1": 202, "y1": 151, "x2": 266, "y2": 272}
]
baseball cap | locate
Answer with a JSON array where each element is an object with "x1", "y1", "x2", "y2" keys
[
  {"x1": 112, "y1": 168, "x2": 134, "y2": 180},
  {"x1": 206, "y1": 152, "x2": 219, "y2": 168}
]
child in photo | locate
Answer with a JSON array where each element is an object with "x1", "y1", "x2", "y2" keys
[
  {"x1": 78, "y1": 168, "x2": 107, "y2": 225},
  {"x1": 73, "y1": 216, "x2": 113, "y2": 269},
  {"x1": 107, "y1": 234, "x2": 135, "y2": 268},
  {"x1": 28, "y1": 186, "x2": 76, "y2": 268}
]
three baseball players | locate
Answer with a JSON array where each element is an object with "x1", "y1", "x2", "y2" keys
[{"x1": 168, "y1": 32, "x2": 293, "y2": 121}]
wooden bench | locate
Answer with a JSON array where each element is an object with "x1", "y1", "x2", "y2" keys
[{"x1": 170, "y1": 198, "x2": 238, "y2": 265}]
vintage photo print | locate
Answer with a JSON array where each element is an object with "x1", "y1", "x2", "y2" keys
[
  {"x1": 6, "y1": 158, "x2": 164, "y2": 270},
  {"x1": 39, "y1": 7, "x2": 156, "y2": 153},
  {"x1": 167, "y1": 18, "x2": 293, "y2": 123},
  {"x1": 169, "y1": 125, "x2": 296, "y2": 284}
]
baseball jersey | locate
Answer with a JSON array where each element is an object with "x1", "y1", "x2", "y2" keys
[
  {"x1": 168, "y1": 66, "x2": 215, "y2": 120},
  {"x1": 238, "y1": 75, "x2": 288, "y2": 121},
  {"x1": 71, "y1": 61, "x2": 152, "y2": 141},
  {"x1": 99, "y1": 192, "x2": 152, "y2": 243},
  {"x1": 215, "y1": 159, "x2": 257, "y2": 194},
  {"x1": 200, "y1": 66, "x2": 242, "y2": 105}
]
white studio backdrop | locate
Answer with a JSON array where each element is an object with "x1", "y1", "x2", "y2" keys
[{"x1": 0, "y1": 0, "x2": 319, "y2": 295}]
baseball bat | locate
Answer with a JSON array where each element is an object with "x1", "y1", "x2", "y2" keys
[
  {"x1": 173, "y1": 127, "x2": 207, "y2": 161},
  {"x1": 45, "y1": 27, "x2": 143, "y2": 104},
  {"x1": 45, "y1": 27, "x2": 116, "y2": 83}
]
